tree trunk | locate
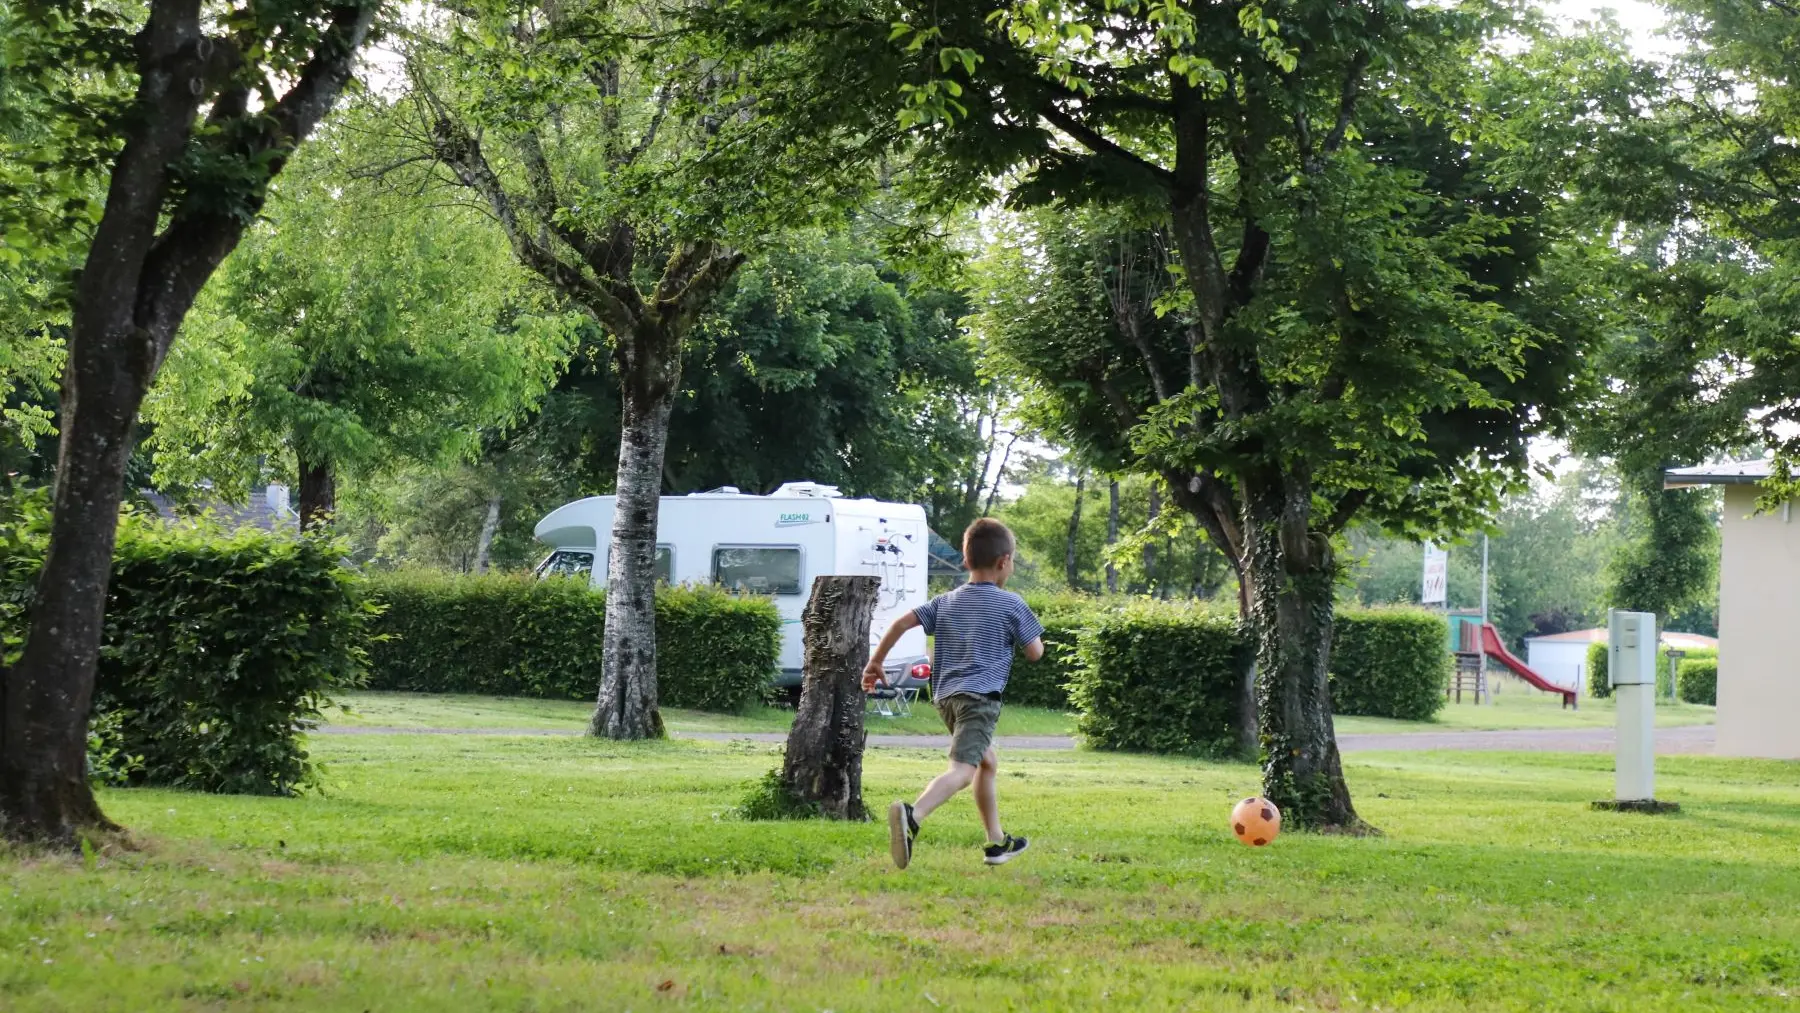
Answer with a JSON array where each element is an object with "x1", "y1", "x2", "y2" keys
[
  {"x1": 1243, "y1": 473, "x2": 1359, "y2": 831},
  {"x1": 1105, "y1": 479, "x2": 1120, "y2": 593},
  {"x1": 0, "y1": 0, "x2": 371, "y2": 846},
  {"x1": 0, "y1": 352, "x2": 140, "y2": 843},
  {"x1": 592, "y1": 390, "x2": 673, "y2": 740},
  {"x1": 473, "y1": 492, "x2": 502, "y2": 575},
  {"x1": 1065, "y1": 470, "x2": 1086, "y2": 588},
  {"x1": 297, "y1": 456, "x2": 335, "y2": 531},
  {"x1": 780, "y1": 575, "x2": 877, "y2": 820},
  {"x1": 1143, "y1": 483, "x2": 1160, "y2": 594},
  {"x1": 982, "y1": 433, "x2": 1020, "y2": 518}
]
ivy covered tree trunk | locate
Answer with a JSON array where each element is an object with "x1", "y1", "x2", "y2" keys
[
  {"x1": 297, "y1": 456, "x2": 336, "y2": 531},
  {"x1": 780, "y1": 575, "x2": 876, "y2": 820},
  {"x1": 1244, "y1": 474, "x2": 1358, "y2": 831}
]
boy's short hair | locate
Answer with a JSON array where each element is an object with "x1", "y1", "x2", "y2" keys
[{"x1": 962, "y1": 518, "x2": 1016, "y2": 569}]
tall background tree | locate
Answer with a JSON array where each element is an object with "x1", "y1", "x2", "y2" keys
[
  {"x1": 381, "y1": 0, "x2": 897, "y2": 738},
  {"x1": 142, "y1": 137, "x2": 575, "y2": 528},
  {"x1": 728, "y1": 0, "x2": 1628, "y2": 827},
  {"x1": 0, "y1": 0, "x2": 377, "y2": 844}
]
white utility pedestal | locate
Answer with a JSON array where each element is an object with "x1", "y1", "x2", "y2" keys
[{"x1": 1594, "y1": 609, "x2": 1679, "y2": 814}]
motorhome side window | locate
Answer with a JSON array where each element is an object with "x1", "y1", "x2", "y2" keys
[
  {"x1": 712, "y1": 547, "x2": 802, "y2": 595},
  {"x1": 601, "y1": 545, "x2": 675, "y2": 584},
  {"x1": 538, "y1": 550, "x2": 595, "y2": 579}
]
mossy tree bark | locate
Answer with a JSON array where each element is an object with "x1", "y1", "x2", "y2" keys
[{"x1": 780, "y1": 575, "x2": 877, "y2": 821}]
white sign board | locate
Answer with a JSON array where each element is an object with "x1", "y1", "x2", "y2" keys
[{"x1": 1421, "y1": 544, "x2": 1448, "y2": 605}]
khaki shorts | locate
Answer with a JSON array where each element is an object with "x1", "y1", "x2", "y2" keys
[{"x1": 935, "y1": 693, "x2": 1002, "y2": 767}]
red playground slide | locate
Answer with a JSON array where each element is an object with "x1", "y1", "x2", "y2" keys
[{"x1": 1477, "y1": 623, "x2": 1578, "y2": 709}]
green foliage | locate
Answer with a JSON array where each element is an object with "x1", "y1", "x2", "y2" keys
[
  {"x1": 97, "y1": 522, "x2": 370, "y2": 795},
  {"x1": 0, "y1": 500, "x2": 370, "y2": 795},
  {"x1": 1070, "y1": 603, "x2": 1248, "y2": 757},
  {"x1": 1329, "y1": 609, "x2": 1450, "y2": 721},
  {"x1": 363, "y1": 573, "x2": 780, "y2": 712},
  {"x1": 145, "y1": 129, "x2": 576, "y2": 512},
  {"x1": 1007, "y1": 591, "x2": 1101, "y2": 710},
  {"x1": 1586, "y1": 640, "x2": 1707, "y2": 701},
  {"x1": 735, "y1": 765, "x2": 821, "y2": 821},
  {"x1": 1677, "y1": 658, "x2": 1718, "y2": 706},
  {"x1": 499, "y1": 231, "x2": 984, "y2": 525},
  {"x1": 1346, "y1": 466, "x2": 1627, "y2": 650},
  {"x1": 1587, "y1": 640, "x2": 1612, "y2": 700},
  {"x1": 997, "y1": 467, "x2": 1232, "y2": 598},
  {"x1": 1607, "y1": 479, "x2": 1720, "y2": 633}
]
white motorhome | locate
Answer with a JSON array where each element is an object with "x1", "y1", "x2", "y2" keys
[{"x1": 532, "y1": 482, "x2": 931, "y2": 689}]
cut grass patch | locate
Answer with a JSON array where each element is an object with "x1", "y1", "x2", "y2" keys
[
  {"x1": 326, "y1": 688, "x2": 1714, "y2": 741},
  {"x1": 2, "y1": 733, "x2": 1797, "y2": 1011},
  {"x1": 324, "y1": 691, "x2": 1079, "y2": 738},
  {"x1": 1335, "y1": 687, "x2": 1715, "y2": 734}
]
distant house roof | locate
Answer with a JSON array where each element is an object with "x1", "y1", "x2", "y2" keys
[
  {"x1": 141, "y1": 484, "x2": 298, "y2": 532},
  {"x1": 1526, "y1": 627, "x2": 1718, "y2": 650},
  {"x1": 1665, "y1": 459, "x2": 1773, "y2": 489}
]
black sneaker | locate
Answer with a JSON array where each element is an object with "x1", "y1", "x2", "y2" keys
[
  {"x1": 983, "y1": 834, "x2": 1029, "y2": 866},
  {"x1": 887, "y1": 801, "x2": 919, "y2": 869}
]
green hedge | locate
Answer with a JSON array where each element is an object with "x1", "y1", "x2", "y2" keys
[
  {"x1": 1, "y1": 502, "x2": 368, "y2": 795},
  {"x1": 1005, "y1": 591, "x2": 1105, "y2": 710},
  {"x1": 363, "y1": 572, "x2": 780, "y2": 711},
  {"x1": 1677, "y1": 658, "x2": 1718, "y2": 705},
  {"x1": 1330, "y1": 608, "x2": 1450, "y2": 720},
  {"x1": 1586, "y1": 641, "x2": 1610, "y2": 698},
  {"x1": 1588, "y1": 640, "x2": 1711, "y2": 700},
  {"x1": 1070, "y1": 602, "x2": 1248, "y2": 757}
]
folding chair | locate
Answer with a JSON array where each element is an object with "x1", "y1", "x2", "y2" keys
[{"x1": 865, "y1": 672, "x2": 916, "y2": 718}]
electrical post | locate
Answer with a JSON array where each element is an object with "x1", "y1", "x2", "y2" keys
[
  {"x1": 1593, "y1": 609, "x2": 1680, "y2": 814},
  {"x1": 1479, "y1": 534, "x2": 1490, "y2": 703}
]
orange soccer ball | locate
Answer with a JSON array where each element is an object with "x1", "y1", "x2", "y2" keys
[{"x1": 1230, "y1": 796, "x2": 1281, "y2": 847}]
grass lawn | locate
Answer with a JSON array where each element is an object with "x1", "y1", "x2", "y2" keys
[
  {"x1": 324, "y1": 691, "x2": 1078, "y2": 738},
  {"x1": 5, "y1": 734, "x2": 1799, "y2": 1011},
  {"x1": 1334, "y1": 688, "x2": 1716, "y2": 735},
  {"x1": 326, "y1": 687, "x2": 1713, "y2": 740}
]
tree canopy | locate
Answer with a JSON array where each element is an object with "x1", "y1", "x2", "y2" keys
[{"x1": 144, "y1": 131, "x2": 575, "y2": 527}]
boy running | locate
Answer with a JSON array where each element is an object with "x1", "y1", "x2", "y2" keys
[{"x1": 863, "y1": 518, "x2": 1045, "y2": 869}]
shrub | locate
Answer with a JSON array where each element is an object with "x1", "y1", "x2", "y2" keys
[
  {"x1": 1, "y1": 501, "x2": 370, "y2": 796},
  {"x1": 1070, "y1": 602, "x2": 1248, "y2": 757},
  {"x1": 1007, "y1": 591, "x2": 1103, "y2": 710},
  {"x1": 1587, "y1": 641, "x2": 1610, "y2": 699},
  {"x1": 1330, "y1": 608, "x2": 1449, "y2": 721},
  {"x1": 364, "y1": 572, "x2": 780, "y2": 711},
  {"x1": 1588, "y1": 639, "x2": 1699, "y2": 700},
  {"x1": 1677, "y1": 658, "x2": 1717, "y2": 705},
  {"x1": 100, "y1": 521, "x2": 371, "y2": 794}
]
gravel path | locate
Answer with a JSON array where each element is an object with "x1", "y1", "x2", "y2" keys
[{"x1": 314, "y1": 724, "x2": 1717, "y2": 754}]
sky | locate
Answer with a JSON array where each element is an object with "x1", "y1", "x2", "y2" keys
[{"x1": 1547, "y1": 0, "x2": 1673, "y2": 55}]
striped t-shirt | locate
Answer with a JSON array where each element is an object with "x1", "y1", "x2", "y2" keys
[{"x1": 914, "y1": 582, "x2": 1045, "y2": 699}]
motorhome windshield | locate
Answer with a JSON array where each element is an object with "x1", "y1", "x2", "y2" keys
[{"x1": 537, "y1": 550, "x2": 595, "y2": 579}]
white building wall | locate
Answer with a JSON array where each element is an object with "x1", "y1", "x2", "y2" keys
[
  {"x1": 1716, "y1": 485, "x2": 1800, "y2": 759},
  {"x1": 1523, "y1": 640, "x2": 1589, "y2": 692}
]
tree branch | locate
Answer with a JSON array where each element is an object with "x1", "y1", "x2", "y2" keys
[
  {"x1": 1323, "y1": 488, "x2": 1369, "y2": 535},
  {"x1": 424, "y1": 99, "x2": 639, "y2": 335},
  {"x1": 1040, "y1": 104, "x2": 1176, "y2": 187},
  {"x1": 138, "y1": 1, "x2": 378, "y2": 361},
  {"x1": 1323, "y1": 50, "x2": 1369, "y2": 157}
]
